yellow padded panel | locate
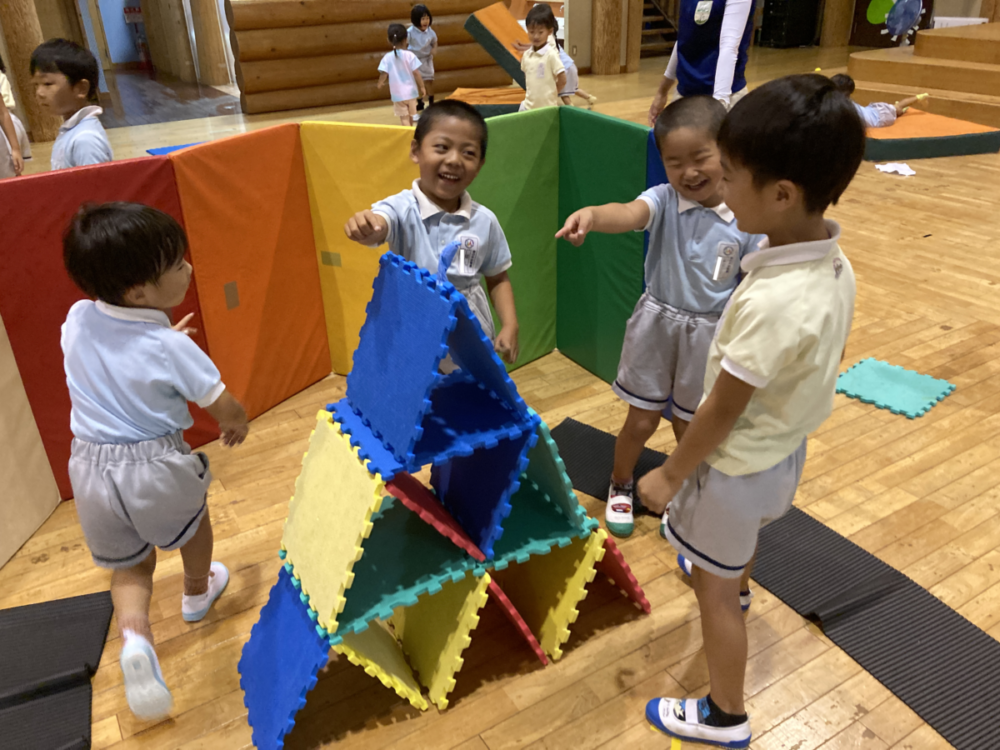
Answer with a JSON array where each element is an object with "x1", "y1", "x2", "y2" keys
[
  {"x1": 334, "y1": 620, "x2": 429, "y2": 712},
  {"x1": 282, "y1": 410, "x2": 385, "y2": 633},
  {"x1": 300, "y1": 121, "x2": 419, "y2": 374},
  {"x1": 500, "y1": 529, "x2": 607, "y2": 661},
  {"x1": 392, "y1": 570, "x2": 491, "y2": 710}
]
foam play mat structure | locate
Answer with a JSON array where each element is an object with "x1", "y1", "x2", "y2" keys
[{"x1": 864, "y1": 109, "x2": 1000, "y2": 161}]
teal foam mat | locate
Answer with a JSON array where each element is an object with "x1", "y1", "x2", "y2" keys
[{"x1": 837, "y1": 358, "x2": 956, "y2": 419}]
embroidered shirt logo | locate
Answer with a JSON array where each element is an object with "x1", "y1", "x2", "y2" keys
[
  {"x1": 833, "y1": 257, "x2": 844, "y2": 279},
  {"x1": 694, "y1": 0, "x2": 713, "y2": 24}
]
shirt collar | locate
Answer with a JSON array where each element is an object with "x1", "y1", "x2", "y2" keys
[
  {"x1": 412, "y1": 180, "x2": 473, "y2": 220},
  {"x1": 61, "y1": 105, "x2": 103, "y2": 133},
  {"x1": 677, "y1": 196, "x2": 735, "y2": 223},
  {"x1": 95, "y1": 300, "x2": 171, "y2": 327},
  {"x1": 741, "y1": 220, "x2": 841, "y2": 272}
]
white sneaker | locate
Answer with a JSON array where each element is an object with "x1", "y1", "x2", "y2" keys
[
  {"x1": 120, "y1": 634, "x2": 173, "y2": 720},
  {"x1": 182, "y1": 562, "x2": 230, "y2": 622},
  {"x1": 605, "y1": 482, "x2": 635, "y2": 538},
  {"x1": 647, "y1": 697, "x2": 751, "y2": 748}
]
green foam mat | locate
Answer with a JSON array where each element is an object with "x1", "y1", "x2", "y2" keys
[
  {"x1": 557, "y1": 108, "x2": 648, "y2": 383},
  {"x1": 865, "y1": 130, "x2": 1000, "y2": 162},
  {"x1": 837, "y1": 358, "x2": 956, "y2": 418},
  {"x1": 524, "y1": 412, "x2": 594, "y2": 532},
  {"x1": 470, "y1": 107, "x2": 560, "y2": 371}
]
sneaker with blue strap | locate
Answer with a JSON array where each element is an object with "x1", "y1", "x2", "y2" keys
[
  {"x1": 676, "y1": 554, "x2": 754, "y2": 613},
  {"x1": 646, "y1": 696, "x2": 751, "y2": 748}
]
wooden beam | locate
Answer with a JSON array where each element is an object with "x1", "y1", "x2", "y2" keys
[
  {"x1": 191, "y1": 0, "x2": 232, "y2": 84},
  {"x1": 625, "y1": 0, "x2": 642, "y2": 73},
  {"x1": 820, "y1": 0, "x2": 854, "y2": 48},
  {"x1": 592, "y1": 0, "x2": 622, "y2": 75},
  {"x1": 0, "y1": 0, "x2": 62, "y2": 141},
  {"x1": 229, "y1": 0, "x2": 491, "y2": 31}
]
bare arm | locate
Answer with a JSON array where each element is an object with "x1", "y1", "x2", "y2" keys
[
  {"x1": 413, "y1": 69, "x2": 426, "y2": 99},
  {"x1": 894, "y1": 94, "x2": 925, "y2": 115},
  {"x1": 556, "y1": 200, "x2": 651, "y2": 246},
  {"x1": 377, "y1": 72, "x2": 388, "y2": 89},
  {"x1": 344, "y1": 210, "x2": 389, "y2": 246},
  {"x1": 0, "y1": 99, "x2": 23, "y2": 176},
  {"x1": 648, "y1": 46, "x2": 678, "y2": 126},
  {"x1": 204, "y1": 389, "x2": 249, "y2": 446},
  {"x1": 637, "y1": 370, "x2": 756, "y2": 513},
  {"x1": 556, "y1": 70, "x2": 567, "y2": 94},
  {"x1": 486, "y1": 270, "x2": 519, "y2": 363}
]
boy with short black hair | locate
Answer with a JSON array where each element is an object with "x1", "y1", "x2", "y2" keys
[
  {"x1": 31, "y1": 38, "x2": 112, "y2": 170},
  {"x1": 63, "y1": 203, "x2": 248, "y2": 721},
  {"x1": 640, "y1": 74, "x2": 864, "y2": 748}
]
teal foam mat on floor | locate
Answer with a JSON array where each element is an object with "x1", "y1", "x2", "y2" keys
[{"x1": 836, "y1": 358, "x2": 955, "y2": 418}]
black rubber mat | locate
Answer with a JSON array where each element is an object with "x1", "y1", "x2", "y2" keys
[
  {"x1": 549, "y1": 418, "x2": 666, "y2": 516},
  {"x1": 552, "y1": 417, "x2": 1000, "y2": 750},
  {"x1": 0, "y1": 591, "x2": 114, "y2": 749}
]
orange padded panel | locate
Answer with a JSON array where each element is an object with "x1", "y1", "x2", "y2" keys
[
  {"x1": 449, "y1": 87, "x2": 526, "y2": 105},
  {"x1": 867, "y1": 109, "x2": 999, "y2": 139},
  {"x1": 170, "y1": 124, "x2": 330, "y2": 420}
]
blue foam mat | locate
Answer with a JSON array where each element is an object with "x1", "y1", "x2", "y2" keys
[
  {"x1": 327, "y1": 400, "x2": 405, "y2": 479},
  {"x1": 837, "y1": 358, "x2": 956, "y2": 419},
  {"x1": 239, "y1": 567, "x2": 330, "y2": 750},
  {"x1": 146, "y1": 142, "x2": 203, "y2": 155}
]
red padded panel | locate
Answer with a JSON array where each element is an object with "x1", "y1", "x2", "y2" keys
[{"x1": 0, "y1": 157, "x2": 219, "y2": 499}]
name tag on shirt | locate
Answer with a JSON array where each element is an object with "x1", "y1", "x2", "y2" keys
[
  {"x1": 457, "y1": 235, "x2": 481, "y2": 275},
  {"x1": 712, "y1": 242, "x2": 739, "y2": 282},
  {"x1": 537, "y1": 62, "x2": 547, "y2": 79},
  {"x1": 694, "y1": 0, "x2": 712, "y2": 24}
]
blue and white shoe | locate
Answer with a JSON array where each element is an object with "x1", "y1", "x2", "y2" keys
[
  {"x1": 646, "y1": 697, "x2": 751, "y2": 748},
  {"x1": 676, "y1": 554, "x2": 754, "y2": 612},
  {"x1": 120, "y1": 635, "x2": 173, "y2": 720},
  {"x1": 182, "y1": 561, "x2": 230, "y2": 622},
  {"x1": 605, "y1": 482, "x2": 635, "y2": 538}
]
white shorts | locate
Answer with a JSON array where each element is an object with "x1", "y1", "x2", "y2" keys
[
  {"x1": 69, "y1": 431, "x2": 212, "y2": 569},
  {"x1": 393, "y1": 99, "x2": 418, "y2": 117},
  {"x1": 664, "y1": 439, "x2": 807, "y2": 579},
  {"x1": 612, "y1": 292, "x2": 718, "y2": 420}
]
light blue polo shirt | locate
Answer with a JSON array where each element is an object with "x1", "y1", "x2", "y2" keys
[
  {"x1": 638, "y1": 183, "x2": 762, "y2": 315},
  {"x1": 62, "y1": 300, "x2": 225, "y2": 444},
  {"x1": 408, "y1": 26, "x2": 437, "y2": 62},
  {"x1": 51, "y1": 106, "x2": 113, "y2": 171}
]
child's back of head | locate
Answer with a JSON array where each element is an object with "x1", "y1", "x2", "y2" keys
[
  {"x1": 387, "y1": 23, "x2": 408, "y2": 52},
  {"x1": 31, "y1": 39, "x2": 100, "y2": 105},
  {"x1": 64, "y1": 203, "x2": 188, "y2": 306},
  {"x1": 829, "y1": 73, "x2": 855, "y2": 96}
]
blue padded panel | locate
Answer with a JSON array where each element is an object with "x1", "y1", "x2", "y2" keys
[
  {"x1": 345, "y1": 254, "x2": 456, "y2": 464},
  {"x1": 239, "y1": 567, "x2": 330, "y2": 750},
  {"x1": 326, "y1": 400, "x2": 405, "y2": 480}
]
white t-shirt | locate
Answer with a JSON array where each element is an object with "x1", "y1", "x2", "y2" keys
[{"x1": 379, "y1": 50, "x2": 422, "y2": 102}]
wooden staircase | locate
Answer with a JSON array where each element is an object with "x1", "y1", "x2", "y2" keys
[
  {"x1": 848, "y1": 22, "x2": 1000, "y2": 128},
  {"x1": 640, "y1": 0, "x2": 677, "y2": 58}
]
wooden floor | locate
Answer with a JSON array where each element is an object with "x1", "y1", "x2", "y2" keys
[{"x1": 4, "y1": 46, "x2": 998, "y2": 750}]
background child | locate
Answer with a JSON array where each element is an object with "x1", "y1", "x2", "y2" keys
[
  {"x1": 640, "y1": 74, "x2": 864, "y2": 749},
  {"x1": 378, "y1": 24, "x2": 426, "y2": 127},
  {"x1": 557, "y1": 96, "x2": 761, "y2": 539},
  {"x1": 514, "y1": 33, "x2": 597, "y2": 109},
  {"x1": 520, "y1": 4, "x2": 566, "y2": 111},
  {"x1": 62, "y1": 203, "x2": 248, "y2": 720},
  {"x1": 31, "y1": 39, "x2": 112, "y2": 170},
  {"x1": 831, "y1": 73, "x2": 927, "y2": 128},
  {"x1": 344, "y1": 100, "x2": 519, "y2": 363},
  {"x1": 1, "y1": 55, "x2": 31, "y2": 168},
  {"x1": 0, "y1": 96, "x2": 23, "y2": 179},
  {"x1": 408, "y1": 4, "x2": 438, "y2": 114}
]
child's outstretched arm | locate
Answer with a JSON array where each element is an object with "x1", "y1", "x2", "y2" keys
[
  {"x1": 486, "y1": 271, "x2": 519, "y2": 364},
  {"x1": 345, "y1": 210, "x2": 390, "y2": 246},
  {"x1": 556, "y1": 200, "x2": 651, "y2": 246},
  {"x1": 204, "y1": 389, "x2": 249, "y2": 447},
  {"x1": 894, "y1": 93, "x2": 927, "y2": 116},
  {"x1": 637, "y1": 370, "x2": 755, "y2": 514}
]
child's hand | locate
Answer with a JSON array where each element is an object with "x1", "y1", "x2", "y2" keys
[
  {"x1": 377, "y1": 79, "x2": 385, "y2": 89},
  {"x1": 556, "y1": 209, "x2": 594, "y2": 246},
  {"x1": 512, "y1": 40, "x2": 530, "y2": 53},
  {"x1": 10, "y1": 148, "x2": 23, "y2": 176},
  {"x1": 205, "y1": 389, "x2": 249, "y2": 448},
  {"x1": 636, "y1": 466, "x2": 679, "y2": 516},
  {"x1": 345, "y1": 210, "x2": 387, "y2": 244},
  {"x1": 220, "y1": 419, "x2": 249, "y2": 447},
  {"x1": 171, "y1": 312, "x2": 198, "y2": 337},
  {"x1": 495, "y1": 325, "x2": 519, "y2": 365}
]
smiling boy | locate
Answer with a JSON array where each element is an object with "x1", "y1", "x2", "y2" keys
[{"x1": 31, "y1": 39, "x2": 112, "y2": 170}]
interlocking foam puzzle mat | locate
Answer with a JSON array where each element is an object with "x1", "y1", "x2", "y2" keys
[
  {"x1": 837, "y1": 358, "x2": 956, "y2": 418},
  {"x1": 864, "y1": 109, "x2": 1000, "y2": 161}
]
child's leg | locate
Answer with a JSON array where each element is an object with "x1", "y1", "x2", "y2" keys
[
  {"x1": 692, "y1": 565, "x2": 748, "y2": 716},
  {"x1": 112, "y1": 549, "x2": 157, "y2": 641},
  {"x1": 561, "y1": 95, "x2": 573, "y2": 106},
  {"x1": 179, "y1": 512, "x2": 213, "y2": 595},
  {"x1": 613, "y1": 405, "x2": 661, "y2": 485},
  {"x1": 426, "y1": 79, "x2": 434, "y2": 102},
  {"x1": 400, "y1": 115, "x2": 412, "y2": 126}
]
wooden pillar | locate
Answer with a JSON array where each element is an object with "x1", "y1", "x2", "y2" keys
[
  {"x1": 0, "y1": 0, "x2": 63, "y2": 141},
  {"x1": 191, "y1": 0, "x2": 232, "y2": 85},
  {"x1": 592, "y1": 0, "x2": 623, "y2": 75},
  {"x1": 820, "y1": 0, "x2": 854, "y2": 47},
  {"x1": 625, "y1": 0, "x2": 642, "y2": 73}
]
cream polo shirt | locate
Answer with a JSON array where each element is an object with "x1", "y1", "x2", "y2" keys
[
  {"x1": 703, "y1": 220, "x2": 856, "y2": 476},
  {"x1": 520, "y1": 39, "x2": 565, "y2": 110}
]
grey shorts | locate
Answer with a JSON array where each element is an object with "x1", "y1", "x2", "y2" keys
[
  {"x1": 612, "y1": 292, "x2": 718, "y2": 420},
  {"x1": 69, "y1": 431, "x2": 212, "y2": 569},
  {"x1": 418, "y1": 58, "x2": 434, "y2": 81},
  {"x1": 664, "y1": 439, "x2": 807, "y2": 579},
  {"x1": 559, "y1": 65, "x2": 579, "y2": 97}
]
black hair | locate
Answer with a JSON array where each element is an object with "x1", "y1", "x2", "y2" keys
[
  {"x1": 388, "y1": 23, "x2": 408, "y2": 55},
  {"x1": 30, "y1": 39, "x2": 100, "y2": 103},
  {"x1": 719, "y1": 74, "x2": 866, "y2": 214},
  {"x1": 0, "y1": 55, "x2": 5, "y2": 74},
  {"x1": 411, "y1": 4, "x2": 433, "y2": 27},
  {"x1": 525, "y1": 3, "x2": 558, "y2": 32},
  {"x1": 653, "y1": 95, "x2": 727, "y2": 151},
  {"x1": 63, "y1": 203, "x2": 189, "y2": 305},
  {"x1": 829, "y1": 73, "x2": 855, "y2": 95},
  {"x1": 414, "y1": 99, "x2": 488, "y2": 161}
]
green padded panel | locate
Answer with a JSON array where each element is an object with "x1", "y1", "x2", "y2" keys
[
  {"x1": 864, "y1": 131, "x2": 1000, "y2": 162},
  {"x1": 557, "y1": 108, "x2": 648, "y2": 383},
  {"x1": 470, "y1": 107, "x2": 560, "y2": 371}
]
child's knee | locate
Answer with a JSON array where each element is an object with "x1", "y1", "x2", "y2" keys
[
  {"x1": 692, "y1": 566, "x2": 742, "y2": 607},
  {"x1": 624, "y1": 406, "x2": 660, "y2": 440}
]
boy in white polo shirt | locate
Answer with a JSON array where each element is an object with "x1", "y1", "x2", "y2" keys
[
  {"x1": 62, "y1": 203, "x2": 248, "y2": 721},
  {"x1": 638, "y1": 74, "x2": 865, "y2": 748}
]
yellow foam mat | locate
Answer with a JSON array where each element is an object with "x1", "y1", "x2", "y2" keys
[
  {"x1": 299, "y1": 121, "x2": 420, "y2": 375},
  {"x1": 498, "y1": 529, "x2": 607, "y2": 661},
  {"x1": 392, "y1": 570, "x2": 491, "y2": 710},
  {"x1": 333, "y1": 620, "x2": 429, "y2": 712},
  {"x1": 282, "y1": 410, "x2": 385, "y2": 633}
]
